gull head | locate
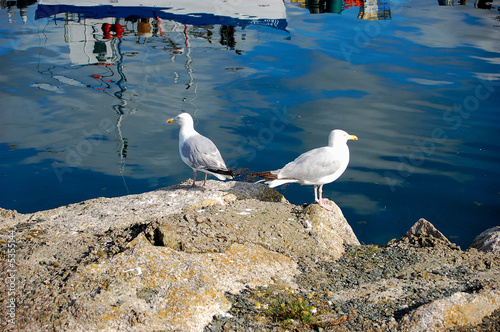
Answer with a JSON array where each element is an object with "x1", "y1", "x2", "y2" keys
[
  {"x1": 328, "y1": 129, "x2": 358, "y2": 146},
  {"x1": 166, "y1": 112, "x2": 194, "y2": 127}
]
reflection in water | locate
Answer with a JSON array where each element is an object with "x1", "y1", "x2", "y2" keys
[
  {"x1": 304, "y1": 0, "x2": 345, "y2": 13},
  {"x1": 52, "y1": 13, "x2": 132, "y2": 184},
  {"x1": 294, "y1": 0, "x2": 499, "y2": 19},
  {"x1": 358, "y1": 0, "x2": 391, "y2": 20},
  {"x1": 35, "y1": 1, "x2": 288, "y2": 29},
  {"x1": 293, "y1": 0, "x2": 392, "y2": 19},
  {"x1": 0, "y1": 0, "x2": 36, "y2": 23},
  {"x1": 220, "y1": 26, "x2": 237, "y2": 50},
  {"x1": 475, "y1": 0, "x2": 492, "y2": 9},
  {"x1": 31, "y1": 2, "x2": 288, "y2": 154},
  {"x1": 437, "y1": 0, "x2": 492, "y2": 6}
]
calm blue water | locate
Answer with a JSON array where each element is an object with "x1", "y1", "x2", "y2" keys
[{"x1": 1, "y1": 0, "x2": 499, "y2": 248}]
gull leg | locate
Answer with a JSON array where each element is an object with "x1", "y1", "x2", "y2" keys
[
  {"x1": 203, "y1": 173, "x2": 208, "y2": 186},
  {"x1": 191, "y1": 171, "x2": 197, "y2": 187},
  {"x1": 314, "y1": 185, "x2": 319, "y2": 203},
  {"x1": 317, "y1": 185, "x2": 333, "y2": 211},
  {"x1": 318, "y1": 185, "x2": 327, "y2": 204}
]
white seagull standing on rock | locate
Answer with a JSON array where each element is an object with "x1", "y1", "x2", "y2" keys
[
  {"x1": 167, "y1": 113, "x2": 234, "y2": 187},
  {"x1": 253, "y1": 129, "x2": 358, "y2": 211}
]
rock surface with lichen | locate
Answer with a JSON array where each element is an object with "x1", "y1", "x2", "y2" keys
[
  {"x1": 0, "y1": 181, "x2": 357, "y2": 331},
  {"x1": 0, "y1": 180, "x2": 499, "y2": 332}
]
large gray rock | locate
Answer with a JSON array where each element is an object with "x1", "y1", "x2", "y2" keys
[
  {"x1": 0, "y1": 180, "x2": 359, "y2": 332},
  {"x1": 399, "y1": 290, "x2": 500, "y2": 331},
  {"x1": 470, "y1": 226, "x2": 500, "y2": 255}
]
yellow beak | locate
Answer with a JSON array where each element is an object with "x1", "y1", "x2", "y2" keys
[
  {"x1": 349, "y1": 135, "x2": 358, "y2": 141},
  {"x1": 166, "y1": 118, "x2": 175, "y2": 123}
]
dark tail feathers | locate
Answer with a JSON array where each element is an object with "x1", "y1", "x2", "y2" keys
[
  {"x1": 206, "y1": 168, "x2": 236, "y2": 178},
  {"x1": 252, "y1": 171, "x2": 278, "y2": 180}
]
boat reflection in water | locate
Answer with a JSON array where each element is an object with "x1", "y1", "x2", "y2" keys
[
  {"x1": 291, "y1": 0, "x2": 392, "y2": 20},
  {"x1": 36, "y1": 0, "x2": 288, "y2": 29},
  {"x1": 35, "y1": 0, "x2": 287, "y2": 66},
  {"x1": 32, "y1": 0, "x2": 288, "y2": 166}
]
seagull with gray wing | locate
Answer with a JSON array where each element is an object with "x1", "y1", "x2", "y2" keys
[
  {"x1": 253, "y1": 129, "x2": 358, "y2": 211},
  {"x1": 167, "y1": 113, "x2": 234, "y2": 187}
]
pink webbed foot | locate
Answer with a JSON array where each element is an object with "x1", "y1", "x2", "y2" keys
[
  {"x1": 318, "y1": 198, "x2": 330, "y2": 205},
  {"x1": 315, "y1": 199, "x2": 333, "y2": 211}
]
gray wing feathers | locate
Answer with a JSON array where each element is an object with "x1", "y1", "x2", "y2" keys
[
  {"x1": 181, "y1": 135, "x2": 227, "y2": 171},
  {"x1": 279, "y1": 147, "x2": 343, "y2": 182}
]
